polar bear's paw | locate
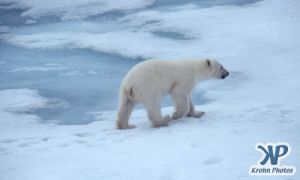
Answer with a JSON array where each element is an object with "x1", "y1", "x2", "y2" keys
[
  {"x1": 126, "y1": 124, "x2": 137, "y2": 129},
  {"x1": 116, "y1": 121, "x2": 136, "y2": 129},
  {"x1": 120, "y1": 124, "x2": 136, "y2": 129},
  {"x1": 187, "y1": 111, "x2": 205, "y2": 118},
  {"x1": 152, "y1": 115, "x2": 171, "y2": 128}
]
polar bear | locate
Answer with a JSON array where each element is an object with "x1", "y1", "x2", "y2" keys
[{"x1": 116, "y1": 59, "x2": 229, "y2": 129}]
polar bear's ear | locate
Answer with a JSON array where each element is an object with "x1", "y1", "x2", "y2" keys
[{"x1": 206, "y1": 59, "x2": 211, "y2": 67}]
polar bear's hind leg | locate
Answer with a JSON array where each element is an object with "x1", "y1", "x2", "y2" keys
[
  {"x1": 116, "y1": 95, "x2": 136, "y2": 129},
  {"x1": 142, "y1": 97, "x2": 170, "y2": 127}
]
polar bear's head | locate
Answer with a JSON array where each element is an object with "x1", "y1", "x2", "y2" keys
[{"x1": 206, "y1": 59, "x2": 229, "y2": 79}]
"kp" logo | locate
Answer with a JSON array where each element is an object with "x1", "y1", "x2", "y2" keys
[
  {"x1": 257, "y1": 143, "x2": 289, "y2": 165},
  {"x1": 249, "y1": 142, "x2": 296, "y2": 176}
]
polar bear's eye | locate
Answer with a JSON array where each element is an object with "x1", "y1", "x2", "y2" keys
[{"x1": 206, "y1": 59, "x2": 211, "y2": 67}]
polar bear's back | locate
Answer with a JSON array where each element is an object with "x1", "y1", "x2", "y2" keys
[
  {"x1": 121, "y1": 60, "x2": 198, "y2": 99},
  {"x1": 122, "y1": 60, "x2": 175, "y2": 94}
]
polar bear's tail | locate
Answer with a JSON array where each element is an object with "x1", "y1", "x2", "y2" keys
[
  {"x1": 116, "y1": 86, "x2": 136, "y2": 129},
  {"x1": 123, "y1": 85, "x2": 135, "y2": 100}
]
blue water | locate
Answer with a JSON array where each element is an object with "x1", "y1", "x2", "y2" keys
[
  {"x1": 0, "y1": 0, "x2": 260, "y2": 124},
  {"x1": 0, "y1": 43, "x2": 141, "y2": 124}
]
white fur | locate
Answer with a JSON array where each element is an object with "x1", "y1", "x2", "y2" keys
[{"x1": 116, "y1": 59, "x2": 229, "y2": 129}]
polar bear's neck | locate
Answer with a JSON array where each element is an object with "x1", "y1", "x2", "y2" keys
[{"x1": 191, "y1": 60, "x2": 211, "y2": 82}]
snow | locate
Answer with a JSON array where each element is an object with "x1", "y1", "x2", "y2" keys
[
  {"x1": 0, "y1": 89, "x2": 48, "y2": 129},
  {"x1": 1, "y1": 0, "x2": 155, "y2": 20},
  {"x1": 3, "y1": 0, "x2": 300, "y2": 60},
  {"x1": 0, "y1": 0, "x2": 300, "y2": 180},
  {"x1": 8, "y1": 64, "x2": 68, "y2": 72},
  {"x1": 3, "y1": 31, "x2": 184, "y2": 58}
]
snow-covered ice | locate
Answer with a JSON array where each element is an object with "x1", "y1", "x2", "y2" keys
[
  {"x1": 0, "y1": 0, "x2": 155, "y2": 20},
  {"x1": 0, "y1": 0, "x2": 300, "y2": 179}
]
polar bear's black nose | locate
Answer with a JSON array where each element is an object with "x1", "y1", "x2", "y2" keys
[{"x1": 221, "y1": 71, "x2": 229, "y2": 79}]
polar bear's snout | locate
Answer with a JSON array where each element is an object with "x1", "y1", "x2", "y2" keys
[
  {"x1": 219, "y1": 64, "x2": 229, "y2": 79},
  {"x1": 221, "y1": 70, "x2": 230, "y2": 79}
]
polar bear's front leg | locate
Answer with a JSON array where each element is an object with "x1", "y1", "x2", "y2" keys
[
  {"x1": 186, "y1": 98, "x2": 205, "y2": 118},
  {"x1": 171, "y1": 92, "x2": 190, "y2": 120}
]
